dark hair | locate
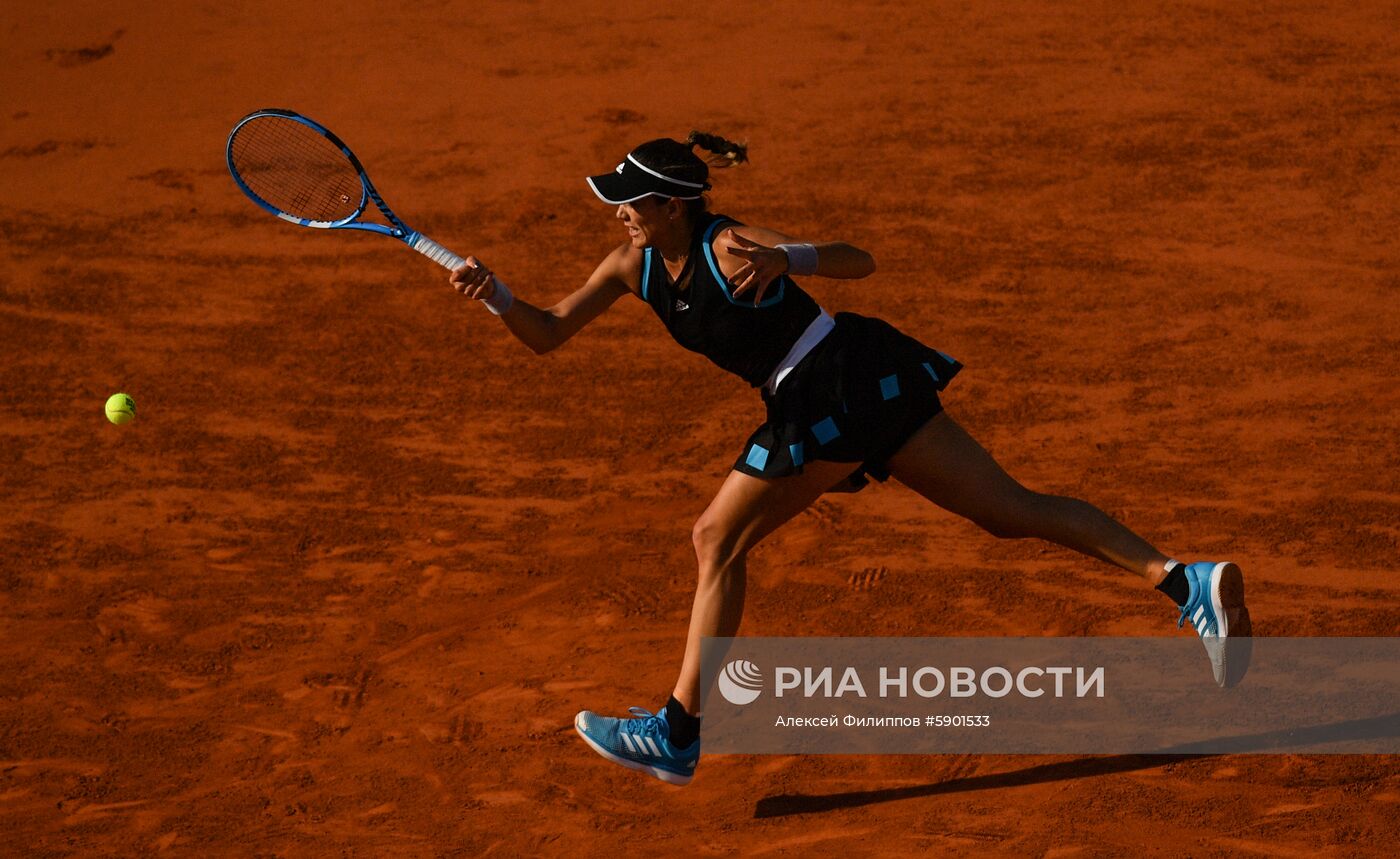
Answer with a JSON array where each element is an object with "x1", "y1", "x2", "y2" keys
[{"x1": 630, "y1": 131, "x2": 748, "y2": 216}]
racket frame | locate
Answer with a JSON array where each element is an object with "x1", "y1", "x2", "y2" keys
[{"x1": 226, "y1": 108, "x2": 465, "y2": 269}]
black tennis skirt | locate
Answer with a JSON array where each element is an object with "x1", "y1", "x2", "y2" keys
[{"x1": 732, "y1": 312, "x2": 962, "y2": 484}]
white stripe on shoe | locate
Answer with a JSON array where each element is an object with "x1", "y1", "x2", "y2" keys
[{"x1": 573, "y1": 715, "x2": 695, "y2": 786}]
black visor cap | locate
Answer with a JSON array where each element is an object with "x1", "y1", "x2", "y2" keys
[{"x1": 586, "y1": 153, "x2": 710, "y2": 204}]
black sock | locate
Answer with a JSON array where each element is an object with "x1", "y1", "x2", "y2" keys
[
  {"x1": 664, "y1": 695, "x2": 701, "y2": 749},
  {"x1": 1155, "y1": 560, "x2": 1190, "y2": 606}
]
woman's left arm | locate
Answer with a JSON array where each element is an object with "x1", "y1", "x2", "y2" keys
[
  {"x1": 798, "y1": 240, "x2": 878, "y2": 279},
  {"x1": 719, "y1": 226, "x2": 876, "y2": 304}
]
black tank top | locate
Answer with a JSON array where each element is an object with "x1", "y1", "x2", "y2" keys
[{"x1": 641, "y1": 213, "x2": 822, "y2": 387}]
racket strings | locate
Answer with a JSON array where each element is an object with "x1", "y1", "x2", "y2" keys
[{"x1": 229, "y1": 116, "x2": 363, "y2": 222}]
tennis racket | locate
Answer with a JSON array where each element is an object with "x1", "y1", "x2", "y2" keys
[{"x1": 225, "y1": 108, "x2": 467, "y2": 270}]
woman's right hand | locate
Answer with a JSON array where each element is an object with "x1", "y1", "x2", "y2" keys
[{"x1": 449, "y1": 256, "x2": 498, "y2": 300}]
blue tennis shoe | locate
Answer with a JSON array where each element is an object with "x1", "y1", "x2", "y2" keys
[
  {"x1": 574, "y1": 706, "x2": 700, "y2": 786},
  {"x1": 1176, "y1": 561, "x2": 1252, "y2": 688}
]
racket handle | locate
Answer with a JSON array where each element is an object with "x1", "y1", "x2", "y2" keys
[{"x1": 410, "y1": 233, "x2": 468, "y2": 270}]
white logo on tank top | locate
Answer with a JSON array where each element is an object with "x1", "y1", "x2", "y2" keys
[{"x1": 674, "y1": 298, "x2": 690, "y2": 312}]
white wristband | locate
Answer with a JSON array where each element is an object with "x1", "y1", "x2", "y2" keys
[
  {"x1": 482, "y1": 276, "x2": 514, "y2": 316},
  {"x1": 776, "y1": 243, "x2": 818, "y2": 276}
]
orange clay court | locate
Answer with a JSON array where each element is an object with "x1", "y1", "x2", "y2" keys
[{"x1": 2, "y1": 1, "x2": 1398, "y2": 856}]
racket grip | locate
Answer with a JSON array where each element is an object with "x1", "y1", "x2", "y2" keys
[{"x1": 411, "y1": 233, "x2": 468, "y2": 270}]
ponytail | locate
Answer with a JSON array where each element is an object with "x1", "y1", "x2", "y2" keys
[{"x1": 685, "y1": 131, "x2": 748, "y2": 168}]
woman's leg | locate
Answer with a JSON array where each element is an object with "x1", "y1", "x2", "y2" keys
[
  {"x1": 885, "y1": 411, "x2": 1171, "y2": 584},
  {"x1": 672, "y1": 458, "x2": 857, "y2": 713}
]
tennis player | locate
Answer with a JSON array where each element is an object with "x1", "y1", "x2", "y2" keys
[{"x1": 448, "y1": 133, "x2": 1252, "y2": 786}]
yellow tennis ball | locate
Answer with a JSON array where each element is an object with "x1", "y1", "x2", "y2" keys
[{"x1": 105, "y1": 392, "x2": 136, "y2": 425}]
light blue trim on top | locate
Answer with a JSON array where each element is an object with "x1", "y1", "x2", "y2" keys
[
  {"x1": 702, "y1": 220, "x2": 785, "y2": 308},
  {"x1": 641, "y1": 248, "x2": 653, "y2": 302}
]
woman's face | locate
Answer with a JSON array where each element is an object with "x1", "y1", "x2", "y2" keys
[{"x1": 616, "y1": 195, "x2": 679, "y2": 248}]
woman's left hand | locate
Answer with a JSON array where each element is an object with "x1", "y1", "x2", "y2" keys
[{"x1": 724, "y1": 231, "x2": 788, "y2": 304}]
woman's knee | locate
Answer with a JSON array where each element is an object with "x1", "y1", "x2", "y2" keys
[
  {"x1": 970, "y1": 488, "x2": 1047, "y2": 539},
  {"x1": 691, "y1": 512, "x2": 746, "y2": 571}
]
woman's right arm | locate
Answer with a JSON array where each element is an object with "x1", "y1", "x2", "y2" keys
[{"x1": 448, "y1": 243, "x2": 639, "y2": 355}]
